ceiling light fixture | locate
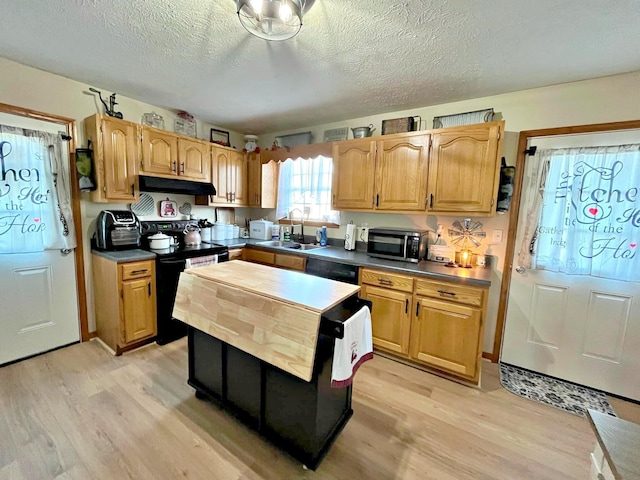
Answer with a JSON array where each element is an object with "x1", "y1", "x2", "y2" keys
[{"x1": 236, "y1": 0, "x2": 313, "y2": 41}]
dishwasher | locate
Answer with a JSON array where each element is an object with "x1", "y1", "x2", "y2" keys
[{"x1": 305, "y1": 257, "x2": 359, "y2": 284}]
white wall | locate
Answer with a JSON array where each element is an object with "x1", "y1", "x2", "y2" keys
[{"x1": 2, "y1": 55, "x2": 639, "y2": 352}]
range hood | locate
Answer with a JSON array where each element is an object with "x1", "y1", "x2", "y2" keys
[{"x1": 139, "y1": 175, "x2": 216, "y2": 196}]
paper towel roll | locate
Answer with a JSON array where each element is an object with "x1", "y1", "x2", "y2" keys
[{"x1": 344, "y1": 223, "x2": 356, "y2": 250}]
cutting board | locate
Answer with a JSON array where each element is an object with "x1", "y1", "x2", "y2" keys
[{"x1": 216, "y1": 207, "x2": 235, "y2": 224}]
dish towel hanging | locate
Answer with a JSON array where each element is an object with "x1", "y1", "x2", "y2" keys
[
  {"x1": 185, "y1": 255, "x2": 218, "y2": 269},
  {"x1": 331, "y1": 306, "x2": 373, "y2": 388}
]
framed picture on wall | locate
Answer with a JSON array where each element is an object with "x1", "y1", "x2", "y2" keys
[{"x1": 210, "y1": 128, "x2": 230, "y2": 147}]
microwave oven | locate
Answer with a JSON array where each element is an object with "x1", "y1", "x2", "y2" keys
[{"x1": 367, "y1": 227, "x2": 428, "y2": 263}]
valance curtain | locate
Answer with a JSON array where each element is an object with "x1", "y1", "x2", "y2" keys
[
  {"x1": 0, "y1": 124, "x2": 76, "y2": 254},
  {"x1": 276, "y1": 155, "x2": 340, "y2": 225},
  {"x1": 522, "y1": 144, "x2": 640, "y2": 281}
]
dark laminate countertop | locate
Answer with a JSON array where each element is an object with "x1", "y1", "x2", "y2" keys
[
  {"x1": 91, "y1": 249, "x2": 156, "y2": 263},
  {"x1": 212, "y1": 238, "x2": 492, "y2": 287},
  {"x1": 588, "y1": 409, "x2": 640, "y2": 480}
]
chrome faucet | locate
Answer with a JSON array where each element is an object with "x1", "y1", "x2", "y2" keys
[{"x1": 288, "y1": 208, "x2": 305, "y2": 243}]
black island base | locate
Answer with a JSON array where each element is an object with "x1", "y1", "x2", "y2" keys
[{"x1": 187, "y1": 295, "x2": 372, "y2": 471}]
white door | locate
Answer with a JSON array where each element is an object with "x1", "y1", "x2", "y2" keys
[
  {"x1": 0, "y1": 113, "x2": 80, "y2": 365},
  {"x1": 502, "y1": 132, "x2": 640, "y2": 401}
]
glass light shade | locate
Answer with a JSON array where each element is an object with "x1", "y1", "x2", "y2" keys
[
  {"x1": 459, "y1": 249, "x2": 472, "y2": 268},
  {"x1": 236, "y1": 0, "x2": 305, "y2": 41}
]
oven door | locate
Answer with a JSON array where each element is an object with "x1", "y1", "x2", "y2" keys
[{"x1": 367, "y1": 232, "x2": 407, "y2": 260}]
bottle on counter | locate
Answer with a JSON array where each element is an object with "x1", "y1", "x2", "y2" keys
[
  {"x1": 272, "y1": 224, "x2": 281, "y2": 240},
  {"x1": 320, "y1": 226, "x2": 327, "y2": 246}
]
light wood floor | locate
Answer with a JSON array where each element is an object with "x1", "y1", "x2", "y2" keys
[{"x1": 1, "y1": 340, "x2": 639, "y2": 480}]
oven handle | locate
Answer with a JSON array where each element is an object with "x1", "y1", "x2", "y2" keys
[{"x1": 157, "y1": 258, "x2": 187, "y2": 266}]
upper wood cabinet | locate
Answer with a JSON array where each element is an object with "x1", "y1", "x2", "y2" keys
[
  {"x1": 141, "y1": 127, "x2": 178, "y2": 176},
  {"x1": 332, "y1": 139, "x2": 376, "y2": 209},
  {"x1": 178, "y1": 137, "x2": 211, "y2": 182},
  {"x1": 84, "y1": 114, "x2": 140, "y2": 203},
  {"x1": 247, "y1": 153, "x2": 278, "y2": 208},
  {"x1": 140, "y1": 126, "x2": 210, "y2": 182},
  {"x1": 331, "y1": 132, "x2": 430, "y2": 212},
  {"x1": 427, "y1": 121, "x2": 504, "y2": 215},
  {"x1": 196, "y1": 144, "x2": 246, "y2": 206},
  {"x1": 375, "y1": 133, "x2": 430, "y2": 211}
]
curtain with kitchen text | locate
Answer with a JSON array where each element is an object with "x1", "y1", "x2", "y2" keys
[
  {"x1": 533, "y1": 145, "x2": 640, "y2": 281},
  {"x1": 0, "y1": 125, "x2": 76, "y2": 253}
]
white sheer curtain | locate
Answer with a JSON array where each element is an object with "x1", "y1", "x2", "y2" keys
[
  {"x1": 276, "y1": 155, "x2": 340, "y2": 224},
  {"x1": 532, "y1": 145, "x2": 640, "y2": 281},
  {"x1": 0, "y1": 125, "x2": 76, "y2": 253}
]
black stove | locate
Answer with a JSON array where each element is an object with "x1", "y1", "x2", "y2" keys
[
  {"x1": 141, "y1": 220, "x2": 229, "y2": 345},
  {"x1": 141, "y1": 220, "x2": 228, "y2": 259}
]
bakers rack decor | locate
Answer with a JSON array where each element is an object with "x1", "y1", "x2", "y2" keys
[
  {"x1": 381, "y1": 116, "x2": 421, "y2": 135},
  {"x1": 433, "y1": 108, "x2": 494, "y2": 129}
]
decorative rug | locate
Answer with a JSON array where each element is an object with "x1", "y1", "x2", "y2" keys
[{"x1": 499, "y1": 363, "x2": 617, "y2": 417}]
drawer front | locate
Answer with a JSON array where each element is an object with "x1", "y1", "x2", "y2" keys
[
  {"x1": 274, "y1": 253, "x2": 306, "y2": 271},
  {"x1": 360, "y1": 268, "x2": 414, "y2": 293},
  {"x1": 414, "y1": 278, "x2": 484, "y2": 307},
  {"x1": 121, "y1": 260, "x2": 153, "y2": 280},
  {"x1": 244, "y1": 248, "x2": 275, "y2": 265}
]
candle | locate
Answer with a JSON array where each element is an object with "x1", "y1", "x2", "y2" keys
[{"x1": 460, "y1": 250, "x2": 471, "y2": 268}]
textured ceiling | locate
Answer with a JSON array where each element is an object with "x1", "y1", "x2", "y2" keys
[{"x1": 1, "y1": 1, "x2": 639, "y2": 134}]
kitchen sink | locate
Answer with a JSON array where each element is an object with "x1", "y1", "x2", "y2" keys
[{"x1": 257, "y1": 240, "x2": 326, "y2": 250}]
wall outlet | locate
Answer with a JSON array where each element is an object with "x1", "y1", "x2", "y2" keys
[
  {"x1": 492, "y1": 229, "x2": 503, "y2": 244},
  {"x1": 358, "y1": 226, "x2": 369, "y2": 243}
]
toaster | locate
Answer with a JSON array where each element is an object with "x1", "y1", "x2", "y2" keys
[
  {"x1": 249, "y1": 219, "x2": 274, "y2": 240},
  {"x1": 94, "y1": 210, "x2": 141, "y2": 250}
]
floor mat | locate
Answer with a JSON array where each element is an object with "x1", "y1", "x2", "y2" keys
[{"x1": 499, "y1": 363, "x2": 617, "y2": 417}]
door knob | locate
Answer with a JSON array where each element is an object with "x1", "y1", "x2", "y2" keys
[{"x1": 515, "y1": 266, "x2": 525, "y2": 274}]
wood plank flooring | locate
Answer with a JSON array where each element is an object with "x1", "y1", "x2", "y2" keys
[{"x1": 1, "y1": 339, "x2": 638, "y2": 480}]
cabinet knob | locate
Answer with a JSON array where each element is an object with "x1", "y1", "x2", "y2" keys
[
  {"x1": 131, "y1": 183, "x2": 135, "y2": 197},
  {"x1": 416, "y1": 302, "x2": 420, "y2": 316},
  {"x1": 180, "y1": 162, "x2": 185, "y2": 174},
  {"x1": 172, "y1": 161, "x2": 177, "y2": 173}
]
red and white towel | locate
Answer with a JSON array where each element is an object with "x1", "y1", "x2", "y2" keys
[
  {"x1": 331, "y1": 306, "x2": 373, "y2": 388},
  {"x1": 185, "y1": 254, "x2": 218, "y2": 269}
]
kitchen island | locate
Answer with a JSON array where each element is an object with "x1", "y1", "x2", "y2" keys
[{"x1": 173, "y1": 260, "x2": 370, "y2": 470}]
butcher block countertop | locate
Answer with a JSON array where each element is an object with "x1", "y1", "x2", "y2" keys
[
  {"x1": 182, "y1": 260, "x2": 360, "y2": 312},
  {"x1": 173, "y1": 260, "x2": 361, "y2": 381}
]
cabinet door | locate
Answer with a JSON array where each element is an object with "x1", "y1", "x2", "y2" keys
[
  {"x1": 141, "y1": 127, "x2": 178, "y2": 176},
  {"x1": 428, "y1": 122, "x2": 502, "y2": 214},
  {"x1": 122, "y1": 277, "x2": 156, "y2": 344},
  {"x1": 332, "y1": 139, "x2": 376, "y2": 209},
  {"x1": 360, "y1": 284, "x2": 412, "y2": 355},
  {"x1": 178, "y1": 138, "x2": 210, "y2": 182},
  {"x1": 102, "y1": 118, "x2": 139, "y2": 201},
  {"x1": 247, "y1": 153, "x2": 262, "y2": 207},
  {"x1": 410, "y1": 296, "x2": 482, "y2": 380},
  {"x1": 230, "y1": 150, "x2": 248, "y2": 205},
  {"x1": 210, "y1": 146, "x2": 232, "y2": 204},
  {"x1": 375, "y1": 134, "x2": 429, "y2": 211}
]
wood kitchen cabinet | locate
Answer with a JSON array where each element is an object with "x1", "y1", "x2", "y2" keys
[
  {"x1": 84, "y1": 114, "x2": 140, "y2": 203},
  {"x1": 140, "y1": 126, "x2": 211, "y2": 182},
  {"x1": 243, "y1": 249, "x2": 306, "y2": 272},
  {"x1": 427, "y1": 121, "x2": 504, "y2": 215},
  {"x1": 360, "y1": 267, "x2": 487, "y2": 384},
  {"x1": 331, "y1": 132, "x2": 429, "y2": 212},
  {"x1": 92, "y1": 255, "x2": 157, "y2": 355},
  {"x1": 331, "y1": 139, "x2": 376, "y2": 209},
  {"x1": 247, "y1": 153, "x2": 278, "y2": 208},
  {"x1": 196, "y1": 144, "x2": 247, "y2": 206}
]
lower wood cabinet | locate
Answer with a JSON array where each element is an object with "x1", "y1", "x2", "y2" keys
[
  {"x1": 360, "y1": 267, "x2": 487, "y2": 384},
  {"x1": 360, "y1": 280, "x2": 412, "y2": 355},
  {"x1": 92, "y1": 255, "x2": 157, "y2": 355},
  {"x1": 243, "y1": 248, "x2": 306, "y2": 272},
  {"x1": 228, "y1": 248, "x2": 244, "y2": 261}
]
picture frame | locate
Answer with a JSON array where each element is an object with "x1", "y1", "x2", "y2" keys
[{"x1": 210, "y1": 128, "x2": 230, "y2": 147}]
